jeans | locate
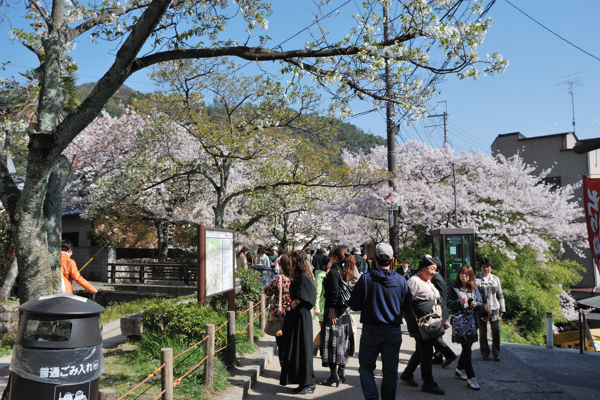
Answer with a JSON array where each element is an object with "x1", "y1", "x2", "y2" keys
[
  {"x1": 358, "y1": 325, "x2": 403, "y2": 400},
  {"x1": 479, "y1": 318, "x2": 501, "y2": 358},
  {"x1": 457, "y1": 342, "x2": 474, "y2": 378},
  {"x1": 403, "y1": 337, "x2": 436, "y2": 386}
]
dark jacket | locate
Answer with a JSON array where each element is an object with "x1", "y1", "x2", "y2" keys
[
  {"x1": 395, "y1": 265, "x2": 414, "y2": 281},
  {"x1": 355, "y1": 256, "x2": 369, "y2": 274},
  {"x1": 349, "y1": 268, "x2": 412, "y2": 326},
  {"x1": 323, "y1": 263, "x2": 344, "y2": 311},
  {"x1": 312, "y1": 252, "x2": 326, "y2": 271},
  {"x1": 431, "y1": 272, "x2": 449, "y2": 320},
  {"x1": 447, "y1": 283, "x2": 483, "y2": 322}
]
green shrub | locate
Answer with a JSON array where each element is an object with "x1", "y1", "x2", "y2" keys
[
  {"x1": 143, "y1": 301, "x2": 227, "y2": 348},
  {"x1": 206, "y1": 268, "x2": 264, "y2": 312}
]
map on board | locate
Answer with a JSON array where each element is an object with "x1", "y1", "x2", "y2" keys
[{"x1": 205, "y1": 229, "x2": 234, "y2": 297}]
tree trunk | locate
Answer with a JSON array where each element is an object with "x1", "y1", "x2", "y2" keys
[
  {"x1": 0, "y1": 257, "x2": 18, "y2": 302},
  {"x1": 213, "y1": 203, "x2": 225, "y2": 229},
  {"x1": 155, "y1": 219, "x2": 169, "y2": 262},
  {"x1": 14, "y1": 137, "x2": 57, "y2": 303},
  {"x1": 44, "y1": 156, "x2": 71, "y2": 293}
]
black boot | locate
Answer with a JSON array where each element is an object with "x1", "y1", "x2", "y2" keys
[
  {"x1": 320, "y1": 363, "x2": 340, "y2": 387},
  {"x1": 338, "y1": 364, "x2": 346, "y2": 384}
]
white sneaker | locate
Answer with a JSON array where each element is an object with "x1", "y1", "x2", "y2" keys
[
  {"x1": 455, "y1": 368, "x2": 468, "y2": 381},
  {"x1": 467, "y1": 377, "x2": 480, "y2": 390}
]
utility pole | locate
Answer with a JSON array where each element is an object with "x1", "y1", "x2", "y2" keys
[
  {"x1": 427, "y1": 101, "x2": 448, "y2": 146},
  {"x1": 383, "y1": 1, "x2": 399, "y2": 258}
]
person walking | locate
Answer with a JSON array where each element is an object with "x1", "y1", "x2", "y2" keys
[
  {"x1": 264, "y1": 253, "x2": 292, "y2": 365},
  {"x1": 279, "y1": 250, "x2": 317, "y2": 395},
  {"x1": 448, "y1": 265, "x2": 483, "y2": 390},
  {"x1": 320, "y1": 247, "x2": 355, "y2": 387},
  {"x1": 256, "y1": 248, "x2": 271, "y2": 268},
  {"x1": 431, "y1": 258, "x2": 457, "y2": 368},
  {"x1": 61, "y1": 240, "x2": 97, "y2": 295},
  {"x1": 350, "y1": 242, "x2": 412, "y2": 400},
  {"x1": 312, "y1": 256, "x2": 329, "y2": 356},
  {"x1": 475, "y1": 258, "x2": 505, "y2": 361},
  {"x1": 400, "y1": 255, "x2": 445, "y2": 395}
]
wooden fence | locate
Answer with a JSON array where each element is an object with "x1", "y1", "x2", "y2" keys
[{"x1": 108, "y1": 262, "x2": 197, "y2": 286}]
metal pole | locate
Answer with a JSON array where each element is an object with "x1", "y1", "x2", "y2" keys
[
  {"x1": 579, "y1": 309, "x2": 584, "y2": 354},
  {"x1": 546, "y1": 312, "x2": 553, "y2": 349},
  {"x1": 383, "y1": 1, "x2": 399, "y2": 257}
]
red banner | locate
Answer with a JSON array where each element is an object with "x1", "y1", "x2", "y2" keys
[{"x1": 583, "y1": 176, "x2": 600, "y2": 274}]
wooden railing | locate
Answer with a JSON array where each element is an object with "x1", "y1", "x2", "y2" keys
[{"x1": 107, "y1": 262, "x2": 197, "y2": 286}]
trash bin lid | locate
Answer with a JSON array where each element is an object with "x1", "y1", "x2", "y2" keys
[{"x1": 20, "y1": 294, "x2": 104, "y2": 316}]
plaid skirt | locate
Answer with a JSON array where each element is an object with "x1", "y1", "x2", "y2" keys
[{"x1": 320, "y1": 308, "x2": 355, "y2": 366}]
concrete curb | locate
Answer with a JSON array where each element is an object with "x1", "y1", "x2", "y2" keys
[{"x1": 217, "y1": 337, "x2": 277, "y2": 400}]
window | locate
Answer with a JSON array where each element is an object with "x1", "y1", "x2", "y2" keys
[{"x1": 542, "y1": 176, "x2": 561, "y2": 189}]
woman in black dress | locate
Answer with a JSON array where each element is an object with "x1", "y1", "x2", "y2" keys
[{"x1": 280, "y1": 250, "x2": 317, "y2": 394}]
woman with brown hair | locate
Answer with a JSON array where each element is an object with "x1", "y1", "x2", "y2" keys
[
  {"x1": 279, "y1": 250, "x2": 317, "y2": 395},
  {"x1": 448, "y1": 265, "x2": 483, "y2": 391},
  {"x1": 319, "y1": 247, "x2": 355, "y2": 387}
]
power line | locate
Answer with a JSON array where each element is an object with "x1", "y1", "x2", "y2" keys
[{"x1": 504, "y1": 0, "x2": 600, "y2": 63}]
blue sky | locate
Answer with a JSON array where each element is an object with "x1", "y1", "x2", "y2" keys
[{"x1": 1, "y1": 0, "x2": 599, "y2": 154}]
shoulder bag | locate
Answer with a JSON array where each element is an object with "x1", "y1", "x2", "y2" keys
[
  {"x1": 264, "y1": 276, "x2": 283, "y2": 336},
  {"x1": 451, "y1": 310, "x2": 477, "y2": 343},
  {"x1": 413, "y1": 302, "x2": 445, "y2": 341},
  {"x1": 338, "y1": 269, "x2": 353, "y2": 308}
]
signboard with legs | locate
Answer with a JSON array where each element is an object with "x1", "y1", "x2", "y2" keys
[{"x1": 197, "y1": 226, "x2": 236, "y2": 311}]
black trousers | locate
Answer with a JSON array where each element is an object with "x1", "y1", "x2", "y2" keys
[{"x1": 404, "y1": 337, "x2": 436, "y2": 385}]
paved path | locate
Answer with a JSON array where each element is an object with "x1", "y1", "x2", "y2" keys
[{"x1": 247, "y1": 314, "x2": 600, "y2": 399}]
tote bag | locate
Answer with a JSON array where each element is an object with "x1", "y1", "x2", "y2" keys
[
  {"x1": 264, "y1": 276, "x2": 283, "y2": 336},
  {"x1": 451, "y1": 311, "x2": 477, "y2": 343}
]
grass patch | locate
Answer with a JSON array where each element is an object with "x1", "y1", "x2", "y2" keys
[
  {"x1": 101, "y1": 301, "x2": 265, "y2": 398},
  {"x1": 101, "y1": 298, "x2": 166, "y2": 324}
]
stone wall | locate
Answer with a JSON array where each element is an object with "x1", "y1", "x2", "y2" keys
[{"x1": 0, "y1": 303, "x2": 19, "y2": 337}]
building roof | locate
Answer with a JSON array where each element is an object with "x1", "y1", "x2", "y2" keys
[{"x1": 573, "y1": 138, "x2": 600, "y2": 155}]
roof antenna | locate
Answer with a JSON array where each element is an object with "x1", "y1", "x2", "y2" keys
[{"x1": 557, "y1": 74, "x2": 583, "y2": 135}]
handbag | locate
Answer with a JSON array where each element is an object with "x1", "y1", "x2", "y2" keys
[
  {"x1": 413, "y1": 303, "x2": 445, "y2": 341},
  {"x1": 452, "y1": 311, "x2": 477, "y2": 343},
  {"x1": 478, "y1": 292, "x2": 492, "y2": 317},
  {"x1": 264, "y1": 276, "x2": 283, "y2": 337},
  {"x1": 338, "y1": 270, "x2": 353, "y2": 308}
]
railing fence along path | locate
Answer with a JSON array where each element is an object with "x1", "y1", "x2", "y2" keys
[{"x1": 114, "y1": 294, "x2": 268, "y2": 400}]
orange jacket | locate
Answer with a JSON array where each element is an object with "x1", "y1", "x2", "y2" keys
[{"x1": 61, "y1": 252, "x2": 97, "y2": 294}]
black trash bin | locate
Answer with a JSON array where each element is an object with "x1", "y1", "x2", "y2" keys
[{"x1": 9, "y1": 294, "x2": 105, "y2": 400}]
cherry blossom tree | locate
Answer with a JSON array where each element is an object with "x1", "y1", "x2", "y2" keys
[
  {"x1": 0, "y1": 0, "x2": 507, "y2": 302},
  {"x1": 340, "y1": 141, "x2": 587, "y2": 258}
]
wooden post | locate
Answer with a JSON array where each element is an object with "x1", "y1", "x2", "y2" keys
[
  {"x1": 205, "y1": 324, "x2": 215, "y2": 390},
  {"x1": 247, "y1": 301, "x2": 254, "y2": 346},
  {"x1": 139, "y1": 264, "x2": 145, "y2": 284},
  {"x1": 227, "y1": 311, "x2": 236, "y2": 364},
  {"x1": 161, "y1": 348, "x2": 173, "y2": 400},
  {"x1": 259, "y1": 294, "x2": 266, "y2": 331}
]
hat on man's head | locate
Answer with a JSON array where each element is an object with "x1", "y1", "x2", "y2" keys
[
  {"x1": 352, "y1": 247, "x2": 362, "y2": 255},
  {"x1": 402, "y1": 258, "x2": 410, "y2": 263},
  {"x1": 375, "y1": 243, "x2": 394, "y2": 264},
  {"x1": 272, "y1": 246, "x2": 278, "y2": 251}
]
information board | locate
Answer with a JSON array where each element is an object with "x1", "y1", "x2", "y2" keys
[
  {"x1": 205, "y1": 229, "x2": 235, "y2": 296},
  {"x1": 197, "y1": 226, "x2": 236, "y2": 310}
]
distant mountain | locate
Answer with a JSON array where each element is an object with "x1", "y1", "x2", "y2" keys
[
  {"x1": 78, "y1": 83, "x2": 142, "y2": 116},
  {"x1": 78, "y1": 83, "x2": 386, "y2": 154}
]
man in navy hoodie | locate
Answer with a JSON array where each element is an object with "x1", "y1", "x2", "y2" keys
[{"x1": 350, "y1": 243, "x2": 412, "y2": 400}]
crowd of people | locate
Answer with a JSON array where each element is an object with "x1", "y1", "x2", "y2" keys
[{"x1": 255, "y1": 243, "x2": 505, "y2": 399}]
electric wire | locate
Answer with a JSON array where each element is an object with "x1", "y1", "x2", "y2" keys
[{"x1": 505, "y1": 0, "x2": 600, "y2": 63}]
